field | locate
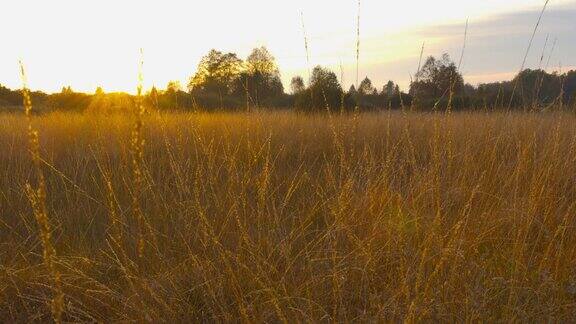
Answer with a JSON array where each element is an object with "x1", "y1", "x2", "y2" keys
[{"x1": 1, "y1": 110, "x2": 576, "y2": 322}]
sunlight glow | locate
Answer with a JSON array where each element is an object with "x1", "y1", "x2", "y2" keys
[{"x1": 1, "y1": 0, "x2": 573, "y2": 93}]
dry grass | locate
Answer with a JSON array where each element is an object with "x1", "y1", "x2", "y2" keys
[{"x1": 1, "y1": 110, "x2": 576, "y2": 322}]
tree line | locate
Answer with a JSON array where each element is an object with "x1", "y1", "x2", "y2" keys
[{"x1": 2, "y1": 47, "x2": 576, "y2": 112}]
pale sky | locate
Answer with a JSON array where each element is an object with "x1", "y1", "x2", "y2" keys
[{"x1": 1, "y1": 0, "x2": 575, "y2": 93}]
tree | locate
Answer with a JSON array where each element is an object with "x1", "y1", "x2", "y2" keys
[
  {"x1": 246, "y1": 46, "x2": 278, "y2": 76},
  {"x1": 348, "y1": 85, "x2": 357, "y2": 96},
  {"x1": 61, "y1": 86, "x2": 73, "y2": 94},
  {"x1": 310, "y1": 66, "x2": 341, "y2": 92},
  {"x1": 561, "y1": 70, "x2": 576, "y2": 105},
  {"x1": 166, "y1": 80, "x2": 182, "y2": 93},
  {"x1": 290, "y1": 76, "x2": 305, "y2": 94},
  {"x1": 238, "y1": 46, "x2": 284, "y2": 106},
  {"x1": 50, "y1": 86, "x2": 91, "y2": 111},
  {"x1": 382, "y1": 81, "x2": 396, "y2": 97},
  {"x1": 295, "y1": 65, "x2": 343, "y2": 111},
  {"x1": 188, "y1": 49, "x2": 243, "y2": 95},
  {"x1": 514, "y1": 69, "x2": 562, "y2": 107},
  {"x1": 409, "y1": 53, "x2": 463, "y2": 108},
  {"x1": 165, "y1": 80, "x2": 184, "y2": 108},
  {"x1": 148, "y1": 86, "x2": 159, "y2": 109},
  {"x1": 358, "y1": 77, "x2": 375, "y2": 95},
  {"x1": 472, "y1": 68, "x2": 576, "y2": 110}
]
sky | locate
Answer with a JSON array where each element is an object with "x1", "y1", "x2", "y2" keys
[{"x1": 1, "y1": 0, "x2": 575, "y2": 94}]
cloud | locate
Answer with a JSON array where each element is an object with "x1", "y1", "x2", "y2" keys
[
  {"x1": 406, "y1": 2, "x2": 576, "y2": 85},
  {"x1": 303, "y1": 1, "x2": 576, "y2": 91}
]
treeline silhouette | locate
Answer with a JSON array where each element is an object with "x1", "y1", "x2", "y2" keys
[{"x1": 2, "y1": 47, "x2": 575, "y2": 112}]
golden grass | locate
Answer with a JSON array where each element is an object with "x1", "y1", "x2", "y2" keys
[
  {"x1": 0, "y1": 110, "x2": 575, "y2": 322},
  {"x1": 18, "y1": 61, "x2": 64, "y2": 323}
]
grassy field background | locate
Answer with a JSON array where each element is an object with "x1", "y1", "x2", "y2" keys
[{"x1": 1, "y1": 110, "x2": 576, "y2": 321}]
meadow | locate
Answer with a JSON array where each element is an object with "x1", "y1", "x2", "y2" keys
[{"x1": 1, "y1": 109, "x2": 576, "y2": 322}]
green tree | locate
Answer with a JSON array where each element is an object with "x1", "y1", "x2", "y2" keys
[
  {"x1": 382, "y1": 81, "x2": 396, "y2": 97},
  {"x1": 358, "y1": 77, "x2": 375, "y2": 95},
  {"x1": 188, "y1": 50, "x2": 243, "y2": 95},
  {"x1": 348, "y1": 85, "x2": 357, "y2": 96},
  {"x1": 166, "y1": 80, "x2": 182, "y2": 93},
  {"x1": 246, "y1": 46, "x2": 278, "y2": 76},
  {"x1": 310, "y1": 66, "x2": 341, "y2": 91},
  {"x1": 409, "y1": 53, "x2": 463, "y2": 108},
  {"x1": 237, "y1": 46, "x2": 284, "y2": 106},
  {"x1": 290, "y1": 76, "x2": 305, "y2": 94},
  {"x1": 61, "y1": 86, "x2": 73, "y2": 94},
  {"x1": 166, "y1": 80, "x2": 183, "y2": 108},
  {"x1": 295, "y1": 65, "x2": 343, "y2": 111},
  {"x1": 148, "y1": 86, "x2": 159, "y2": 109}
]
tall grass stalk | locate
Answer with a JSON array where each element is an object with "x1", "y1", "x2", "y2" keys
[
  {"x1": 532, "y1": 33, "x2": 549, "y2": 109},
  {"x1": 354, "y1": 0, "x2": 361, "y2": 116},
  {"x1": 535, "y1": 37, "x2": 557, "y2": 108},
  {"x1": 300, "y1": 11, "x2": 313, "y2": 107},
  {"x1": 508, "y1": 0, "x2": 550, "y2": 110},
  {"x1": 19, "y1": 61, "x2": 64, "y2": 323},
  {"x1": 131, "y1": 49, "x2": 150, "y2": 258},
  {"x1": 448, "y1": 19, "x2": 468, "y2": 113},
  {"x1": 1, "y1": 111, "x2": 576, "y2": 321},
  {"x1": 339, "y1": 60, "x2": 345, "y2": 114},
  {"x1": 411, "y1": 42, "x2": 426, "y2": 111}
]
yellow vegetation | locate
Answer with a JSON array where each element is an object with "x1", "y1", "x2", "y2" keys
[{"x1": 0, "y1": 110, "x2": 575, "y2": 321}]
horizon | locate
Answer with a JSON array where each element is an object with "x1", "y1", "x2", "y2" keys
[
  {"x1": 3, "y1": 1, "x2": 576, "y2": 322},
  {"x1": 2, "y1": 0, "x2": 575, "y2": 94}
]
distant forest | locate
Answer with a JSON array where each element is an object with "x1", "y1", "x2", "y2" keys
[{"x1": 2, "y1": 46, "x2": 576, "y2": 112}]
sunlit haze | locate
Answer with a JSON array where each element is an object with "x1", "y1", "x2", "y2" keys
[{"x1": 2, "y1": 0, "x2": 575, "y2": 93}]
